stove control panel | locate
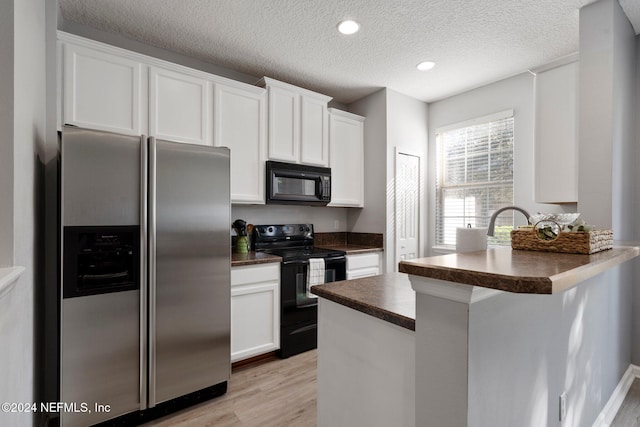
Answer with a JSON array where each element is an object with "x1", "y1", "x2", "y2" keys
[{"x1": 252, "y1": 224, "x2": 314, "y2": 250}]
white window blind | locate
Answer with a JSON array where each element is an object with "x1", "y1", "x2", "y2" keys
[{"x1": 435, "y1": 111, "x2": 514, "y2": 247}]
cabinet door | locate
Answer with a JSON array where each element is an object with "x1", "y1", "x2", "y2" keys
[
  {"x1": 534, "y1": 62, "x2": 578, "y2": 203},
  {"x1": 231, "y1": 283, "x2": 279, "y2": 362},
  {"x1": 300, "y1": 96, "x2": 329, "y2": 166},
  {"x1": 346, "y1": 253, "x2": 381, "y2": 280},
  {"x1": 214, "y1": 84, "x2": 267, "y2": 204},
  {"x1": 63, "y1": 43, "x2": 144, "y2": 135},
  {"x1": 329, "y1": 110, "x2": 365, "y2": 207},
  {"x1": 149, "y1": 67, "x2": 212, "y2": 145},
  {"x1": 267, "y1": 85, "x2": 300, "y2": 162},
  {"x1": 231, "y1": 264, "x2": 280, "y2": 362}
]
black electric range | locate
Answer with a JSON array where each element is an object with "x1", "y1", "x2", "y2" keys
[{"x1": 252, "y1": 224, "x2": 346, "y2": 358}]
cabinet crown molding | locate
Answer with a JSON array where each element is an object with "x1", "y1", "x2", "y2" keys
[
  {"x1": 58, "y1": 31, "x2": 266, "y2": 95},
  {"x1": 328, "y1": 108, "x2": 365, "y2": 122},
  {"x1": 258, "y1": 76, "x2": 332, "y2": 102}
]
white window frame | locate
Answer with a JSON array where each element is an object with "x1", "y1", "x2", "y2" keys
[{"x1": 434, "y1": 109, "x2": 515, "y2": 248}]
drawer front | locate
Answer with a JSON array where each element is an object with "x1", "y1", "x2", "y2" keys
[
  {"x1": 346, "y1": 267, "x2": 380, "y2": 280},
  {"x1": 347, "y1": 253, "x2": 380, "y2": 270},
  {"x1": 231, "y1": 263, "x2": 280, "y2": 287}
]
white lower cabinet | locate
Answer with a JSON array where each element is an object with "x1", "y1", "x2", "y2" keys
[
  {"x1": 346, "y1": 252, "x2": 382, "y2": 280},
  {"x1": 230, "y1": 263, "x2": 280, "y2": 362}
]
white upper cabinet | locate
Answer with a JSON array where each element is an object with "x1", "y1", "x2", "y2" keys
[
  {"x1": 534, "y1": 61, "x2": 578, "y2": 203},
  {"x1": 214, "y1": 83, "x2": 267, "y2": 204},
  {"x1": 62, "y1": 41, "x2": 145, "y2": 135},
  {"x1": 266, "y1": 81, "x2": 299, "y2": 162},
  {"x1": 328, "y1": 108, "x2": 365, "y2": 207},
  {"x1": 261, "y1": 77, "x2": 331, "y2": 166},
  {"x1": 149, "y1": 67, "x2": 213, "y2": 145},
  {"x1": 300, "y1": 95, "x2": 330, "y2": 166}
]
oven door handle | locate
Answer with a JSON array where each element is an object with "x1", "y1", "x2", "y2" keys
[
  {"x1": 282, "y1": 256, "x2": 346, "y2": 266},
  {"x1": 282, "y1": 259, "x2": 309, "y2": 266},
  {"x1": 323, "y1": 256, "x2": 346, "y2": 263}
]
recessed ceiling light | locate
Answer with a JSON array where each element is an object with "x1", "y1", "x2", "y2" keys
[
  {"x1": 337, "y1": 20, "x2": 360, "y2": 35},
  {"x1": 416, "y1": 61, "x2": 436, "y2": 71}
]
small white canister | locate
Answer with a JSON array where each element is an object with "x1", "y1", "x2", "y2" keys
[{"x1": 456, "y1": 225, "x2": 488, "y2": 253}]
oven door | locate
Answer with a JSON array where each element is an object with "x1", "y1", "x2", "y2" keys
[
  {"x1": 281, "y1": 256, "x2": 346, "y2": 314},
  {"x1": 279, "y1": 255, "x2": 345, "y2": 357}
]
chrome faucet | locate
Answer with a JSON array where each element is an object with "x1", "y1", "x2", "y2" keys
[{"x1": 487, "y1": 206, "x2": 532, "y2": 236}]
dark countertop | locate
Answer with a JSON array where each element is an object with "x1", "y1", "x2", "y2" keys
[
  {"x1": 231, "y1": 251, "x2": 281, "y2": 267},
  {"x1": 398, "y1": 246, "x2": 640, "y2": 294},
  {"x1": 317, "y1": 244, "x2": 383, "y2": 255},
  {"x1": 311, "y1": 272, "x2": 415, "y2": 331}
]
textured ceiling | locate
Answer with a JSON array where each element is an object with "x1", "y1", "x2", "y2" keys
[{"x1": 59, "y1": 0, "x2": 639, "y2": 104}]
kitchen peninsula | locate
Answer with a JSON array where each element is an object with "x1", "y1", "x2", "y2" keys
[{"x1": 312, "y1": 246, "x2": 639, "y2": 427}]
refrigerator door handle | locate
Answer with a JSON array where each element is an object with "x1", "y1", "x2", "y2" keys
[
  {"x1": 147, "y1": 137, "x2": 157, "y2": 408},
  {"x1": 139, "y1": 135, "x2": 149, "y2": 410}
]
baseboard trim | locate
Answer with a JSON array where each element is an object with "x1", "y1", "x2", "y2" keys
[{"x1": 593, "y1": 364, "x2": 640, "y2": 427}]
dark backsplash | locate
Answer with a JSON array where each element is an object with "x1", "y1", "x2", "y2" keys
[{"x1": 315, "y1": 232, "x2": 383, "y2": 248}]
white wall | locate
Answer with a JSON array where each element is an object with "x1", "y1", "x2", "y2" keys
[
  {"x1": 348, "y1": 89, "x2": 429, "y2": 273},
  {"x1": 427, "y1": 72, "x2": 576, "y2": 253},
  {"x1": 347, "y1": 89, "x2": 387, "y2": 235},
  {"x1": 633, "y1": 35, "x2": 640, "y2": 365},
  {"x1": 385, "y1": 90, "x2": 429, "y2": 271},
  {"x1": 578, "y1": 0, "x2": 636, "y2": 237},
  {"x1": 231, "y1": 205, "x2": 348, "y2": 233},
  {"x1": 468, "y1": 264, "x2": 632, "y2": 426},
  {"x1": 0, "y1": 1, "x2": 47, "y2": 427},
  {"x1": 578, "y1": 0, "x2": 640, "y2": 367},
  {"x1": 0, "y1": 1, "x2": 14, "y2": 267}
]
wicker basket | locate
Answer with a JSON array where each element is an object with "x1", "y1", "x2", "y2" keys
[{"x1": 511, "y1": 229, "x2": 613, "y2": 254}]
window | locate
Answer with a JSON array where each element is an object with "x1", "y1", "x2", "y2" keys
[{"x1": 435, "y1": 110, "x2": 514, "y2": 247}]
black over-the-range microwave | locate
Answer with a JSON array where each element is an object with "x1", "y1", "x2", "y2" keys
[{"x1": 266, "y1": 160, "x2": 331, "y2": 206}]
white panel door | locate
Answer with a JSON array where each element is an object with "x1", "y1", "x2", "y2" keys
[
  {"x1": 328, "y1": 110, "x2": 365, "y2": 207},
  {"x1": 395, "y1": 152, "x2": 420, "y2": 267},
  {"x1": 267, "y1": 85, "x2": 300, "y2": 162},
  {"x1": 300, "y1": 95, "x2": 329, "y2": 166},
  {"x1": 149, "y1": 67, "x2": 212, "y2": 145},
  {"x1": 214, "y1": 83, "x2": 267, "y2": 204},
  {"x1": 231, "y1": 283, "x2": 279, "y2": 362},
  {"x1": 63, "y1": 43, "x2": 144, "y2": 135},
  {"x1": 230, "y1": 264, "x2": 280, "y2": 362}
]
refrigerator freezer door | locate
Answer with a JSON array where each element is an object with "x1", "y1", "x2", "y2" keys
[
  {"x1": 60, "y1": 126, "x2": 143, "y2": 426},
  {"x1": 149, "y1": 139, "x2": 231, "y2": 406}
]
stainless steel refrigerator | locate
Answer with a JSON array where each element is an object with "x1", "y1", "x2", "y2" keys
[{"x1": 59, "y1": 126, "x2": 230, "y2": 426}]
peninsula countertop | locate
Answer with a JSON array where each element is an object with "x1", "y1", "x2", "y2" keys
[
  {"x1": 398, "y1": 246, "x2": 640, "y2": 294},
  {"x1": 311, "y1": 272, "x2": 415, "y2": 330}
]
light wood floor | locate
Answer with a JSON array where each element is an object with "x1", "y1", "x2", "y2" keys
[
  {"x1": 612, "y1": 379, "x2": 640, "y2": 427},
  {"x1": 142, "y1": 350, "x2": 317, "y2": 427},
  {"x1": 141, "y1": 353, "x2": 640, "y2": 426}
]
